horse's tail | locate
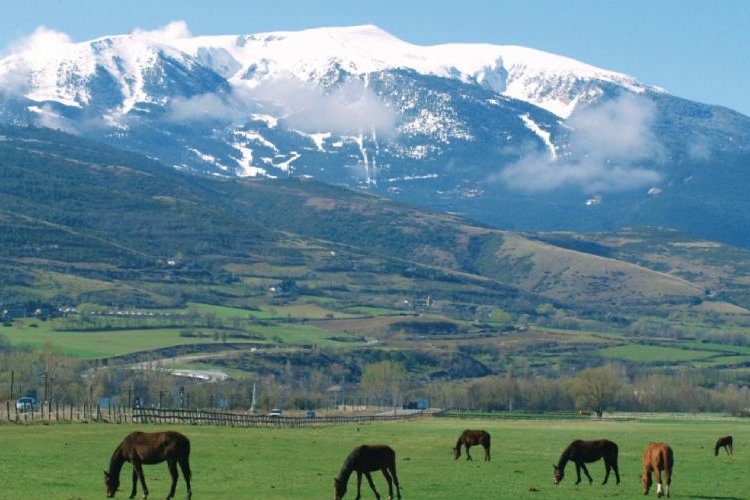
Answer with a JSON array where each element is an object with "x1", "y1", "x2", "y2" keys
[
  {"x1": 485, "y1": 432, "x2": 491, "y2": 449},
  {"x1": 665, "y1": 446, "x2": 674, "y2": 472},
  {"x1": 181, "y1": 438, "x2": 192, "y2": 482}
]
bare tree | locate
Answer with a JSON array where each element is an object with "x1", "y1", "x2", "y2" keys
[
  {"x1": 360, "y1": 361, "x2": 408, "y2": 407},
  {"x1": 568, "y1": 365, "x2": 624, "y2": 417}
]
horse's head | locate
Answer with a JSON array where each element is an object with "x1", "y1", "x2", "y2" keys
[
  {"x1": 552, "y1": 465, "x2": 563, "y2": 485},
  {"x1": 452, "y1": 447, "x2": 460, "y2": 460},
  {"x1": 333, "y1": 476, "x2": 347, "y2": 500},
  {"x1": 104, "y1": 470, "x2": 119, "y2": 497},
  {"x1": 642, "y1": 473, "x2": 652, "y2": 495}
]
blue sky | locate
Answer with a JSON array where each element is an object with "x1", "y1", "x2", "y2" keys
[{"x1": 1, "y1": 0, "x2": 748, "y2": 116}]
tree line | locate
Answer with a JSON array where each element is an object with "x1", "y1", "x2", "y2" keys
[{"x1": 1, "y1": 338, "x2": 749, "y2": 416}]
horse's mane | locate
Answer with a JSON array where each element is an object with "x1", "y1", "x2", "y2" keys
[
  {"x1": 455, "y1": 435, "x2": 464, "y2": 450},
  {"x1": 337, "y1": 447, "x2": 358, "y2": 481},
  {"x1": 559, "y1": 440, "x2": 577, "y2": 460}
]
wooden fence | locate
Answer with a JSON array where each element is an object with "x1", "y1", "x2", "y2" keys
[{"x1": 0, "y1": 400, "x2": 426, "y2": 427}]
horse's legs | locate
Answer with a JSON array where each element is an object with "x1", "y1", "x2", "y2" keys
[
  {"x1": 355, "y1": 471, "x2": 363, "y2": 500},
  {"x1": 484, "y1": 444, "x2": 490, "y2": 462},
  {"x1": 655, "y1": 470, "x2": 663, "y2": 498},
  {"x1": 664, "y1": 468, "x2": 671, "y2": 498},
  {"x1": 167, "y1": 460, "x2": 178, "y2": 499},
  {"x1": 130, "y1": 468, "x2": 139, "y2": 499},
  {"x1": 574, "y1": 463, "x2": 582, "y2": 485},
  {"x1": 613, "y1": 460, "x2": 620, "y2": 485},
  {"x1": 389, "y1": 464, "x2": 401, "y2": 499},
  {"x1": 178, "y1": 457, "x2": 192, "y2": 500},
  {"x1": 381, "y1": 468, "x2": 393, "y2": 500},
  {"x1": 364, "y1": 472, "x2": 380, "y2": 499},
  {"x1": 580, "y1": 463, "x2": 593, "y2": 485},
  {"x1": 133, "y1": 460, "x2": 149, "y2": 499},
  {"x1": 602, "y1": 462, "x2": 610, "y2": 485},
  {"x1": 465, "y1": 444, "x2": 473, "y2": 461}
]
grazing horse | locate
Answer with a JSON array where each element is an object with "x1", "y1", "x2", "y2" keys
[
  {"x1": 334, "y1": 444, "x2": 401, "y2": 500},
  {"x1": 642, "y1": 442, "x2": 674, "y2": 497},
  {"x1": 552, "y1": 439, "x2": 620, "y2": 486},
  {"x1": 714, "y1": 435, "x2": 733, "y2": 456},
  {"x1": 104, "y1": 431, "x2": 192, "y2": 499},
  {"x1": 453, "y1": 430, "x2": 491, "y2": 462}
]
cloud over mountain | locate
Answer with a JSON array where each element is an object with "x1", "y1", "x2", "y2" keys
[{"x1": 499, "y1": 94, "x2": 663, "y2": 192}]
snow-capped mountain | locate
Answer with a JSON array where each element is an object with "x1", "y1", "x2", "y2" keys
[
  {"x1": 171, "y1": 24, "x2": 651, "y2": 118},
  {"x1": 2, "y1": 24, "x2": 750, "y2": 247}
]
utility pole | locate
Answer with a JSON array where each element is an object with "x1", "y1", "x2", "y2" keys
[
  {"x1": 10, "y1": 370, "x2": 13, "y2": 400},
  {"x1": 251, "y1": 380, "x2": 257, "y2": 414}
]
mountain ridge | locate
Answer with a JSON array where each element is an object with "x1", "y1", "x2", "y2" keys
[
  {"x1": 0, "y1": 124, "x2": 720, "y2": 313},
  {"x1": 1, "y1": 24, "x2": 750, "y2": 248}
]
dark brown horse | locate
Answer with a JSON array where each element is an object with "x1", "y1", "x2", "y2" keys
[
  {"x1": 552, "y1": 439, "x2": 620, "y2": 486},
  {"x1": 714, "y1": 435, "x2": 733, "y2": 456},
  {"x1": 642, "y1": 442, "x2": 673, "y2": 497},
  {"x1": 334, "y1": 444, "x2": 401, "y2": 500},
  {"x1": 104, "y1": 431, "x2": 192, "y2": 499},
  {"x1": 453, "y1": 429, "x2": 491, "y2": 462}
]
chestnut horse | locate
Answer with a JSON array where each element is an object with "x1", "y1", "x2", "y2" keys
[
  {"x1": 714, "y1": 435, "x2": 733, "y2": 456},
  {"x1": 334, "y1": 445, "x2": 401, "y2": 500},
  {"x1": 642, "y1": 442, "x2": 674, "y2": 497},
  {"x1": 453, "y1": 430, "x2": 491, "y2": 462},
  {"x1": 552, "y1": 439, "x2": 620, "y2": 486},
  {"x1": 104, "y1": 431, "x2": 192, "y2": 499}
]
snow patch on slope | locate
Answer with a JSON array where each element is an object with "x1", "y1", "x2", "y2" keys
[{"x1": 519, "y1": 114, "x2": 557, "y2": 160}]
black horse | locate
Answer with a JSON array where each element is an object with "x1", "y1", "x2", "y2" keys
[
  {"x1": 714, "y1": 435, "x2": 733, "y2": 456},
  {"x1": 552, "y1": 439, "x2": 620, "y2": 486},
  {"x1": 334, "y1": 444, "x2": 401, "y2": 499},
  {"x1": 104, "y1": 431, "x2": 192, "y2": 499}
]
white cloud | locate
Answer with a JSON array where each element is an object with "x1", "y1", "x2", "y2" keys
[
  {"x1": 165, "y1": 92, "x2": 241, "y2": 123},
  {"x1": 30, "y1": 104, "x2": 75, "y2": 132},
  {"x1": 163, "y1": 76, "x2": 397, "y2": 136},
  {"x1": 247, "y1": 78, "x2": 397, "y2": 137},
  {"x1": 131, "y1": 21, "x2": 191, "y2": 43},
  {"x1": 498, "y1": 94, "x2": 664, "y2": 192},
  {"x1": 0, "y1": 26, "x2": 74, "y2": 98},
  {"x1": 6, "y1": 25, "x2": 72, "y2": 55}
]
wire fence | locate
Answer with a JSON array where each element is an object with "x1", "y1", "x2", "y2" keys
[{"x1": 0, "y1": 400, "x2": 427, "y2": 427}]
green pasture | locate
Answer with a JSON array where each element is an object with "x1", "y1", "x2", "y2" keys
[
  {"x1": 2, "y1": 318, "x2": 346, "y2": 358},
  {"x1": 0, "y1": 417, "x2": 747, "y2": 499},
  {"x1": 596, "y1": 344, "x2": 718, "y2": 363},
  {"x1": 1, "y1": 323, "x2": 233, "y2": 358},
  {"x1": 343, "y1": 305, "x2": 408, "y2": 316}
]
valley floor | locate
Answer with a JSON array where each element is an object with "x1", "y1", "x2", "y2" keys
[{"x1": 0, "y1": 416, "x2": 747, "y2": 499}]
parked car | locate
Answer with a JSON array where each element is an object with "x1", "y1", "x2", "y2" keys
[
  {"x1": 269, "y1": 408, "x2": 283, "y2": 417},
  {"x1": 306, "y1": 410, "x2": 316, "y2": 418},
  {"x1": 16, "y1": 396, "x2": 36, "y2": 413}
]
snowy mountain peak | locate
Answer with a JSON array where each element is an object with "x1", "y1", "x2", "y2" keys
[
  {"x1": 171, "y1": 24, "x2": 653, "y2": 118},
  {"x1": 0, "y1": 24, "x2": 658, "y2": 118}
]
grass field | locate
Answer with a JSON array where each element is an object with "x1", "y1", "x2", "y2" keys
[
  {"x1": 1, "y1": 314, "x2": 349, "y2": 358},
  {"x1": 0, "y1": 417, "x2": 747, "y2": 499},
  {"x1": 596, "y1": 344, "x2": 718, "y2": 363}
]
